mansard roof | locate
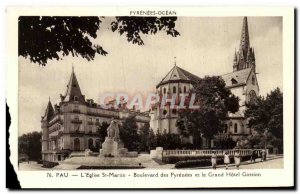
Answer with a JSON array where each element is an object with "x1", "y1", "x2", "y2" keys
[
  {"x1": 221, "y1": 67, "x2": 252, "y2": 88},
  {"x1": 42, "y1": 100, "x2": 55, "y2": 122},
  {"x1": 156, "y1": 65, "x2": 201, "y2": 88}
]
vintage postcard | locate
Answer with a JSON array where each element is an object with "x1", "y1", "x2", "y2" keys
[{"x1": 6, "y1": 7, "x2": 294, "y2": 189}]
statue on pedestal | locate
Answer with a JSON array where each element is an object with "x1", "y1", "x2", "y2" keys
[
  {"x1": 100, "y1": 118, "x2": 125, "y2": 157},
  {"x1": 106, "y1": 119, "x2": 120, "y2": 142}
]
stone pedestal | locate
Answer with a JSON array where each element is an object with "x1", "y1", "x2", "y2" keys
[{"x1": 100, "y1": 137, "x2": 124, "y2": 156}]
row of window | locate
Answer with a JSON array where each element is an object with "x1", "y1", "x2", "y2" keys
[
  {"x1": 224, "y1": 123, "x2": 239, "y2": 133},
  {"x1": 73, "y1": 138, "x2": 101, "y2": 151},
  {"x1": 161, "y1": 86, "x2": 188, "y2": 94},
  {"x1": 73, "y1": 116, "x2": 100, "y2": 122}
]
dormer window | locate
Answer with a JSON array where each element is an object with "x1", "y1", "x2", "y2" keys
[{"x1": 231, "y1": 78, "x2": 238, "y2": 85}]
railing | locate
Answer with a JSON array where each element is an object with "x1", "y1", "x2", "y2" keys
[{"x1": 162, "y1": 149, "x2": 265, "y2": 157}]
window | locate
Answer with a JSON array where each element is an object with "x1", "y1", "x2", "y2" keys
[
  {"x1": 248, "y1": 90, "x2": 257, "y2": 103},
  {"x1": 184, "y1": 86, "x2": 186, "y2": 93},
  {"x1": 231, "y1": 78, "x2": 238, "y2": 85},
  {"x1": 74, "y1": 138, "x2": 80, "y2": 151},
  {"x1": 173, "y1": 86, "x2": 176, "y2": 93},
  {"x1": 234, "y1": 123, "x2": 238, "y2": 133},
  {"x1": 172, "y1": 109, "x2": 177, "y2": 115},
  {"x1": 224, "y1": 124, "x2": 228, "y2": 133},
  {"x1": 252, "y1": 75, "x2": 255, "y2": 85},
  {"x1": 163, "y1": 88, "x2": 166, "y2": 94},
  {"x1": 163, "y1": 109, "x2": 168, "y2": 115},
  {"x1": 74, "y1": 96, "x2": 78, "y2": 101}
]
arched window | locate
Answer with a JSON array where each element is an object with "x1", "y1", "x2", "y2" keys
[
  {"x1": 163, "y1": 88, "x2": 166, "y2": 94},
  {"x1": 173, "y1": 86, "x2": 176, "y2": 93},
  {"x1": 74, "y1": 96, "x2": 78, "y2": 101},
  {"x1": 252, "y1": 75, "x2": 255, "y2": 85},
  {"x1": 74, "y1": 138, "x2": 80, "y2": 151},
  {"x1": 183, "y1": 86, "x2": 186, "y2": 93},
  {"x1": 234, "y1": 123, "x2": 238, "y2": 133},
  {"x1": 88, "y1": 138, "x2": 93, "y2": 149}
]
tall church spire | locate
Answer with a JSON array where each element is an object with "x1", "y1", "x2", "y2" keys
[
  {"x1": 233, "y1": 16, "x2": 255, "y2": 72},
  {"x1": 239, "y1": 17, "x2": 250, "y2": 54}
]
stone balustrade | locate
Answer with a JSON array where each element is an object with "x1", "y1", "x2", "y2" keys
[{"x1": 162, "y1": 149, "x2": 266, "y2": 157}]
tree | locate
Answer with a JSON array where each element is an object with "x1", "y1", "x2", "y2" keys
[
  {"x1": 97, "y1": 121, "x2": 109, "y2": 144},
  {"x1": 138, "y1": 123, "x2": 151, "y2": 153},
  {"x1": 148, "y1": 129, "x2": 157, "y2": 150},
  {"x1": 245, "y1": 88, "x2": 283, "y2": 140},
  {"x1": 119, "y1": 116, "x2": 139, "y2": 151},
  {"x1": 245, "y1": 133, "x2": 263, "y2": 149},
  {"x1": 19, "y1": 16, "x2": 179, "y2": 65},
  {"x1": 176, "y1": 76, "x2": 239, "y2": 148},
  {"x1": 214, "y1": 132, "x2": 236, "y2": 149},
  {"x1": 18, "y1": 131, "x2": 42, "y2": 161}
]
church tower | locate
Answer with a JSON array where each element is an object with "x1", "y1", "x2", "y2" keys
[{"x1": 233, "y1": 17, "x2": 256, "y2": 72}]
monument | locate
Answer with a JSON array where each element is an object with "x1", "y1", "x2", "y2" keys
[{"x1": 100, "y1": 119, "x2": 135, "y2": 157}]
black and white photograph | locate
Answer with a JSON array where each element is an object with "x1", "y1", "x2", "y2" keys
[{"x1": 5, "y1": 6, "x2": 294, "y2": 189}]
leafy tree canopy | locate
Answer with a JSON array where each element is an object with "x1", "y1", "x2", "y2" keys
[
  {"x1": 18, "y1": 131, "x2": 42, "y2": 161},
  {"x1": 245, "y1": 87, "x2": 283, "y2": 139},
  {"x1": 19, "y1": 16, "x2": 179, "y2": 65},
  {"x1": 119, "y1": 116, "x2": 139, "y2": 151},
  {"x1": 176, "y1": 76, "x2": 239, "y2": 147}
]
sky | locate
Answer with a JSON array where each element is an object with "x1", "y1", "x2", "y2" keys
[{"x1": 18, "y1": 16, "x2": 283, "y2": 135}]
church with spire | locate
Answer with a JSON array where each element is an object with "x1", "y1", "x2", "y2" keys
[
  {"x1": 41, "y1": 67, "x2": 150, "y2": 162},
  {"x1": 150, "y1": 17, "x2": 259, "y2": 147}
]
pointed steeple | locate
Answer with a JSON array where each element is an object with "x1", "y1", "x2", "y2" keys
[
  {"x1": 64, "y1": 67, "x2": 85, "y2": 103},
  {"x1": 42, "y1": 99, "x2": 55, "y2": 122},
  {"x1": 233, "y1": 16, "x2": 256, "y2": 72},
  {"x1": 239, "y1": 17, "x2": 250, "y2": 55}
]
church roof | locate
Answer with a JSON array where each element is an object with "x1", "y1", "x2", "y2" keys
[
  {"x1": 63, "y1": 67, "x2": 85, "y2": 103},
  {"x1": 42, "y1": 100, "x2": 55, "y2": 122},
  {"x1": 156, "y1": 65, "x2": 201, "y2": 88},
  {"x1": 221, "y1": 68, "x2": 252, "y2": 88}
]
